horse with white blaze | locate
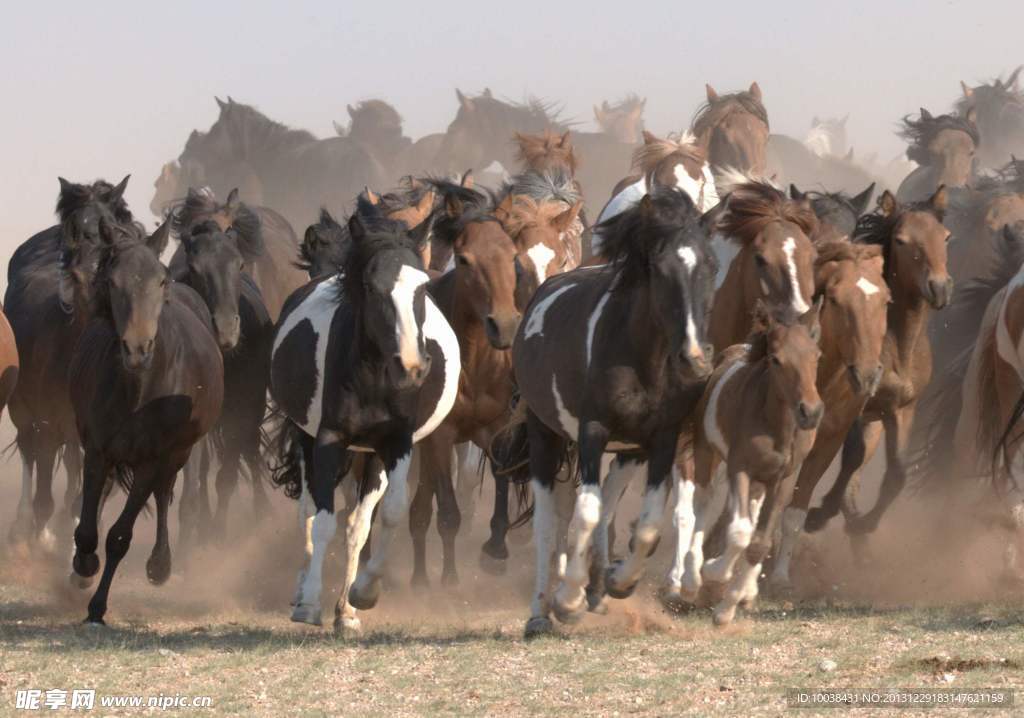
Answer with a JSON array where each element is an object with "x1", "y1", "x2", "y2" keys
[
  {"x1": 270, "y1": 198, "x2": 459, "y2": 633},
  {"x1": 511, "y1": 187, "x2": 716, "y2": 637}
]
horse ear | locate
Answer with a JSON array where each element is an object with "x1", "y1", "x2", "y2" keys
[
  {"x1": 482, "y1": 87, "x2": 493, "y2": 98},
  {"x1": 58, "y1": 176, "x2": 72, "y2": 197},
  {"x1": 748, "y1": 82, "x2": 762, "y2": 102},
  {"x1": 147, "y1": 217, "x2": 172, "y2": 257},
  {"x1": 407, "y1": 214, "x2": 434, "y2": 252},
  {"x1": 751, "y1": 299, "x2": 773, "y2": 332},
  {"x1": 919, "y1": 107, "x2": 933, "y2": 121},
  {"x1": 878, "y1": 190, "x2": 898, "y2": 218},
  {"x1": 406, "y1": 175, "x2": 423, "y2": 191},
  {"x1": 844, "y1": 147, "x2": 855, "y2": 162},
  {"x1": 929, "y1": 185, "x2": 949, "y2": 214},
  {"x1": 225, "y1": 188, "x2": 240, "y2": 211},
  {"x1": 639, "y1": 194, "x2": 654, "y2": 216},
  {"x1": 641, "y1": 130, "x2": 659, "y2": 145},
  {"x1": 363, "y1": 186, "x2": 380, "y2": 205},
  {"x1": 494, "y1": 193, "x2": 514, "y2": 224},
  {"x1": 108, "y1": 174, "x2": 130, "y2": 204},
  {"x1": 705, "y1": 84, "x2": 719, "y2": 103},
  {"x1": 966, "y1": 106, "x2": 978, "y2": 127},
  {"x1": 347, "y1": 104, "x2": 357, "y2": 119},
  {"x1": 348, "y1": 212, "x2": 368, "y2": 242},
  {"x1": 215, "y1": 96, "x2": 228, "y2": 111},
  {"x1": 414, "y1": 189, "x2": 436, "y2": 216},
  {"x1": 789, "y1": 184, "x2": 806, "y2": 201},
  {"x1": 552, "y1": 200, "x2": 584, "y2": 233},
  {"x1": 333, "y1": 120, "x2": 346, "y2": 136},
  {"x1": 456, "y1": 88, "x2": 475, "y2": 112},
  {"x1": 850, "y1": 183, "x2": 876, "y2": 217},
  {"x1": 960, "y1": 80, "x2": 974, "y2": 99},
  {"x1": 460, "y1": 170, "x2": 474, "y2": 189},
  {"x1": 801, "y1": 296, "x2": 824, "y2": 342},
  {"x1": 1008, "y1": 66, "x2": 1023, "y2": 92},
  {"x1": 445, "y1": 193, "x2": 464, "y2": 219},
  {"x1": 560, "y1": 130, "x2": 572, "y2": 147}
]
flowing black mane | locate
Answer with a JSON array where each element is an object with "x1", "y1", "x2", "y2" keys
[
  {"x1": 337, "y1": 199, "x2": 424, "y2": 305},
  {"x1": 899, "y1": 110, "x2": 980, "y2": 164},
  {"x1": 595, "y1": 186, "x2": 706, "y2": 287},
  {"x1": 954, "y1": 68, "x2": 1024, "y2": 116},
  {"x1": 853, "y1": 198, "x2": 942, "y2": 272},
  {"x1": 373, "y1": 179, "x2": 438, "y2": 219},
  {"x1": 170, "y1": 188, "x2": 264, "y2": 263},
  {"x1": 690, "y1": 90, "x2": 769, "y2": 137},
  {"x1": 56, "y1": 179, "x2": 134, "y2": 226},
  {"x1": 298, "y1": 208, "x2": 349, "y2": 275},
  {"x1": 206, "y1": 99, "x2": 317, "y2": 161},
  {"x1": 425, "y1": 179, "x2": 498, "y2": 247}
]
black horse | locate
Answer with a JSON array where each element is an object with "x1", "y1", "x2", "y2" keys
[
  {"x1": 297, "y1": 209, "x2": 350, "y2": 279},
  {"x1": 511, "y1": 187, "x2": 716, "y2": 637},
  {"x1": 172, "y1": 220, "x2": 273, "y2": 545},
  {"x1": 790, "y1": 183, "x2": 875, "y2": 242},
  {"x1": 169, "y1": 186, "x2": 306, "y2": 321},
  {"x1": 67, "y1": 219, "x2": 224, "y2": 624},
  {"x1": 4, "y1": 176, "x2": 140, "y2": 545},
  {"x1": 270, "y1": 198, "x2": 460, "y2": 634}
]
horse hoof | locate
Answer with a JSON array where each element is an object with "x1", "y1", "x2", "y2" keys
[
  {"x1": 739, "y1": 595, "x2": 758, "y2": 611},
  {"x1": 73, "y1": 552, "x2": 100, "y2": 579},
  {"x1": 765, "y1": 577, "x2": 794, "y2": 599},
  {"x1": 348, "y1": 579, "x2": 381, "y2": 611},
  {"x1": 804, "y1": 507, "x2": 831, "y2": 533},
  {"x1": 604, "y1": 565, "x2": 637, "y2": 600},
  {"x1": 586, "y1": 588, "x2": 608, "y2": 614},
  {"x1": 441, "y1": 570, "x2": 460, "y2": 588},
  {"x1": 845, "y1": 515, "x2": 876, "y2": 536},
  {"x1": 290, "y1": 603, "x2": 323, "y2": 626},
  {"x1": 481, "y1": 540, "x2": 510, "y2": 562},
  {"x1": 410, "y1": 573, "x2": 430, "y2": 590},
  {"x1": 83, "y1": 617, "x2": 107, "y2": 627},
  {"x1": 701, "y1": 580, "x2": 727, "y2": 604},
  {"x1": 552, "y1": 593, "x2": 586, "y2": 625},
  {"x1": 478, "y1": 550, "x2": 509, "y2": 576},
  {"x1": 659, "y1": 587, "x2": 696, "y2": 614},
  {"x1": 69, "y1": 571, "x2": 93, "y2": 590},
  {"x1": 712, "y1": 606, "x2": 736, "y2": 627},
  {"x1": 333, "y1": 615, "x2": 362, "y2": 637},
  {"x1": 146, "y1": 554, "x2": 172, "y2": 586},
  {"x1": 524, "y1": 616, "x2": 554, "y2": 639}
]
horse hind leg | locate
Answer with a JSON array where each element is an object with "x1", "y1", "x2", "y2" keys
[
  {"x1": 31, "y1": 434, "x2": 61, "y2": 551},
  {"x1": 335, "y1": 457, "x2": 387, "y2": 634},
  {"x1": 212, "y1": 436, "x2": 242, "y2": 544},
  {"x1": 9, "y1": 437, "x2": 34, "y2": 544},
  {"x1": 588, "y1": 454, "x2": 642, "y2": 613},
  {"x1": 845, "y1": 407, "x2": 911, "y2": 536},
  {"x1": 433, "y1": 437, "x2": 463, "y2": 587},
  {"x1": 146, "y1": 467, "x2": 179, "y2": 586}
]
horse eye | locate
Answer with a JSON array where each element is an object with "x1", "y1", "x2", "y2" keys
[
  {"x1": 754, "y1": 254, "x2": 767, "y2": 267},
  {"x1": 456, "y1": 254, "x2": 470, "y2": 267},
  {"x1": 769, "y1": 355, "x2": 782, "y2": 366}
]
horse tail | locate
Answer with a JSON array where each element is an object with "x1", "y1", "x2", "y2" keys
[
  {"x1": 994, "y1": 391, "x2": 1024, "y2": 495},
  {"x1": 269, "y1": 413, "x2": 305, "y2": 501}
]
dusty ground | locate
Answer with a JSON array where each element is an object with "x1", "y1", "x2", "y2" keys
[{"x1": 2, "y1": 446, "x2": 1024, "y2": 716}]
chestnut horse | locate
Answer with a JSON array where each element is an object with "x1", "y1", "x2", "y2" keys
[
  {"x1": 0, "y1": 307, "x2": 18, "y2": 419},
  {"x1": 690, "y1": 83, "x2": 770, "y2": 175},
  {"x1": 668, "y1": 302, "x2": 823, "y2": 625},
  {"x1": 801, "y1": 188, "x2": 953, "y2": 540},
  {"x1": 708, "y1": 179, "x2": 818, "y2": 352},
  {"x1": 768, "y1": 242, "x2": 890, "y2": 590}
]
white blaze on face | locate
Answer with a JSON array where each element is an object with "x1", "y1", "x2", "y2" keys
[
  {"x1": 856, "y1": 276, "x2": 880, "y2": 296},
  {"x1": 527, "y1": 242, "x2": 556, "y2": 284},
  {"x1": 673, "y1": 163, "x2": 704, "y2": 208},
  {"x1": 782, "y1": 237, "x2": 811, "y2": 314},
  {"x1": 677, "y1": 246, "x2": 701, "y2": 358},
  {"x1": 391, "y1": 264, "x2": 430, "y2": 370}
]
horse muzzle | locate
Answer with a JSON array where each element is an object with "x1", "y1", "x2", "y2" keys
[
  {"x1": 796, "y1": 400, "x2": 824, "y2": 430},
  {"x1": 121, "y1": 339, "x2": 155, "y2": 372},
  {"x1": 924, "y1": 276, "x2": 954, "y2": 309},
  {"x1": 484, "y1": 313, "x2": 521, "y2": 350},
  {"x1": 214, "y1": 314, "x2": 241, "y2": 352},
  {"x1": 390, "y1": 353, "x2": 432, "y2": 389},
  {"x1": 847, "y1": 363, "x2": 883, "y2": 397}
]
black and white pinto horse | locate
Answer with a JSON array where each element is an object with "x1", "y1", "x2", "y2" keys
[
  {"x1": 270, "y1": 201, "x2": 460, "y2": 633},
  {"x1": 512, "y1": 187, "x2": 716, "y2": 636}
]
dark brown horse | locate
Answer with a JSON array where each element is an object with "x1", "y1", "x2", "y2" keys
[
  {"x1": 956, "y1": 68, "x2": 1024, "y2": 171},
  {"x1": 896, "y1": 108, "x2": 979, "y2": 203},
  {"x1": 334, "y1": 99, "x2": 412, "y2": 183},
  {"x1": 802, "y1": 188, "x2": 953, "y2": 541},
  {"x1": 5, "y1": 177, "x2": 140, "y2": 546},
  {"x1": 68, "y1": 220, "x2": 224, "y2": 624},
  {"x1": 690, "y1": 83, "x2": 770, "y2": 175},
  {"x1": 0, "y1": 307, "x2": 19, "y2": 420},
  {"x1": 169, "y1": 187, "x2": 305, "y2": 321}
]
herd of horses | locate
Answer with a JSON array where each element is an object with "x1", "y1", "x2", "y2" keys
[{"x1": 2, "y1": 68, "x2": 1024, "y2": 637}]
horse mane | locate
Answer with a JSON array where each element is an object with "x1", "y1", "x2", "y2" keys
[
  {"x1": 373, "y1": 178, "x2": 438, "y2": 219},
  {"x1": 56, "y1": 179, "x2": 135, "y2": 227},
  {"x1": 603, "y1": 94, "x2": 644, "y2": 116},
  {"x1": 500, "y1": 195, "x2": 575, "y2": 237},
  {"x1": 456, "y1": 92, "x2": 567, "y2": 131},
  {"x1": 170, "y1": 188, "x2": 264, "y2": 263},
  {"x1": 899, "y1": 110, "x2": 980, "y2": 164},
  {"x1": 814, "y1": 239, "x2": 882, "y2": 268},
  {"x1": 298, "y1": 208, "x2": 349, "y2": 274},
  {"x1": 595, "y1": 186, "x2": 705, "y2": 287},
  {"x1": 338, "y1": 200, "x2": 423, "y2": 304},
  {"x1": 501, "y1": 167, "x2": 580, "y2": 207},
  {"x1": 425, "y1": 179, "x2": 498, "y2": 247},
  {"x1": 853, "y1": 197, "x2": 942, "y2": 272},
  {"x1": 717, "y1": 180, "x2": 817, "y2": 246},
  {"x1": 348, "y1": 100, "x2": 402, "y2": 131},
  {"x1": 631, "y1": 132, "x2": 706, "y2": 175},
  {"x1": 954, "y1": 68, "x2": 1024, "y2": 116},
  {"x1": 213, "y1": 99, "x2": 317, "y2": 160},
  {"x1": 690, "y1": 90, "x2": 769, "y2": 138},
  {"x1": 973, "y1": 157, "x2": 1024, "y2": 194},
  {"x1": 514, "y1": 130, "x2": 579, "y2": 174}
]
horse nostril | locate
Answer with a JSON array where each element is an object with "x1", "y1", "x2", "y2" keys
[{"x1": 484, "y1": 316, "x2": 499, "y2": 340}]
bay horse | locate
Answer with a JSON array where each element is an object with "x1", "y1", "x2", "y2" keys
[
  {"x1": 407, "y1": 181, "x2": 524, "y2": 587},
  {"x1": 172, "y1": 220, "x2": 273, "y2": 545},
  {"x1": 896, "y1": 108, "x2": 979, "y2": 203},
  {"x1": 690, "y1": 83, "x2": 770, "y2": 175},
  {"x1": 270, "y1": 200, "x2": 460, "y2": 633},
  {"x1": 169, "y1": 187, "x2": 305, "y2": 321},
  {"x1": 790, "y1": 184, "x2": 876, "y2": 243},
  {"x1": 913, "y1": 222, "x2": 1024, "y2": 579},
  {"x1": 956, "y1": 68, "x2": 1024, "y2": 171},
  {"x1": 800, "y1": 188, "x2": 954, "y2": 539},
  {"x1": 671, "y1": 301, "x2": 823, "y2": 625},
  {"x1": 708, "y1": 178, "x2": 818, "y2": 352},
  {"x1": 512, "y1": 187, "x2": 715, "y2": 637},
  {"x1": 766, "y1": 242, "x2": 890, "y2": 591},
  {"x1": 67, "y1": 219, "x2": 224, "y2": 624},
  {"x1": 592, "y1": 131, "x2": 719, "y2": 256},
  {"x1": 5, "y1": 176, "x2": 140, "y2": 545}
]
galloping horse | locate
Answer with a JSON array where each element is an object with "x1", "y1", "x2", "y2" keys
[
  {"x1": 512, "y1": 187, "x2": 715, "y2": 636},
  {"x1": 671, "y1": 301, "x2": 823, "y2": 625},
  {"x1": 802, "y1": 188, "x2": 953, "y2": 540},
  {"x1": 271, "y1": 200, "x2": 459, "y2": 633},
  {"x1": 896, "y1": 108, "x2": 979, "y2": 203},
  {"x1": 956, "y1": 68, "x2": 1024, "y2": 171},
  {"x1": 690, "y1": 83, "x2": 770, "y2": 175},
  {"x1": 68, "y1": 219, "x2": 224, "y2": 624}
]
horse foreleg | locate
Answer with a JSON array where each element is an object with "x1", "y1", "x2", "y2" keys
[
  {"x1": 454, "y1": 442, "x2": 484, "y2": 526},
  {"x1": 807, "y1": 418, "x2": 880, "y2": 529},
  {"x1": 177, "y1": 444, "x2": 203, "y2": 556},
  {"x1": 334, "y1": 458, "x2": 387, "y2": 635},
  {"x1": 212, "y1": 434, "x2": 242, "y2": 544},
  {"x1": 146, "y1": 474, "x2": 174, "y2": 586},
  {"x1": 408, "y1": 440, "x2": 437, "y2": 588},
  {"x1": 71, "y1": 449, "x2": 107, "y2": 590},
  {"x1": 61, "y1": 437, "x2": 83, "y2": 550},
  {"x1": 588, "y1": 454, "x2": 644, "y2": 612},
  {"x1": 10, "y1": 441, "x2": 34, "y2": 543},
  {"x1": 846, "y1": 406, "x2": 913, "y2": 535},
  {"x1": 702, "y1": 467, "x2": 753, "y2": 597},
  {"x1": 433, "y1": 431, "x2": 463, "y2": 587},
  {"x1": 31, "y1": 435, "x2": 60, "y2": 550},
  {"x1": 481, "y1": 471, "x2": 511, "y2": 569}
]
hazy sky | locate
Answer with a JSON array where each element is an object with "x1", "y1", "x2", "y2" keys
[{"x1": 2, "y1": 0, "x2": 1021, "y2": 280}]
